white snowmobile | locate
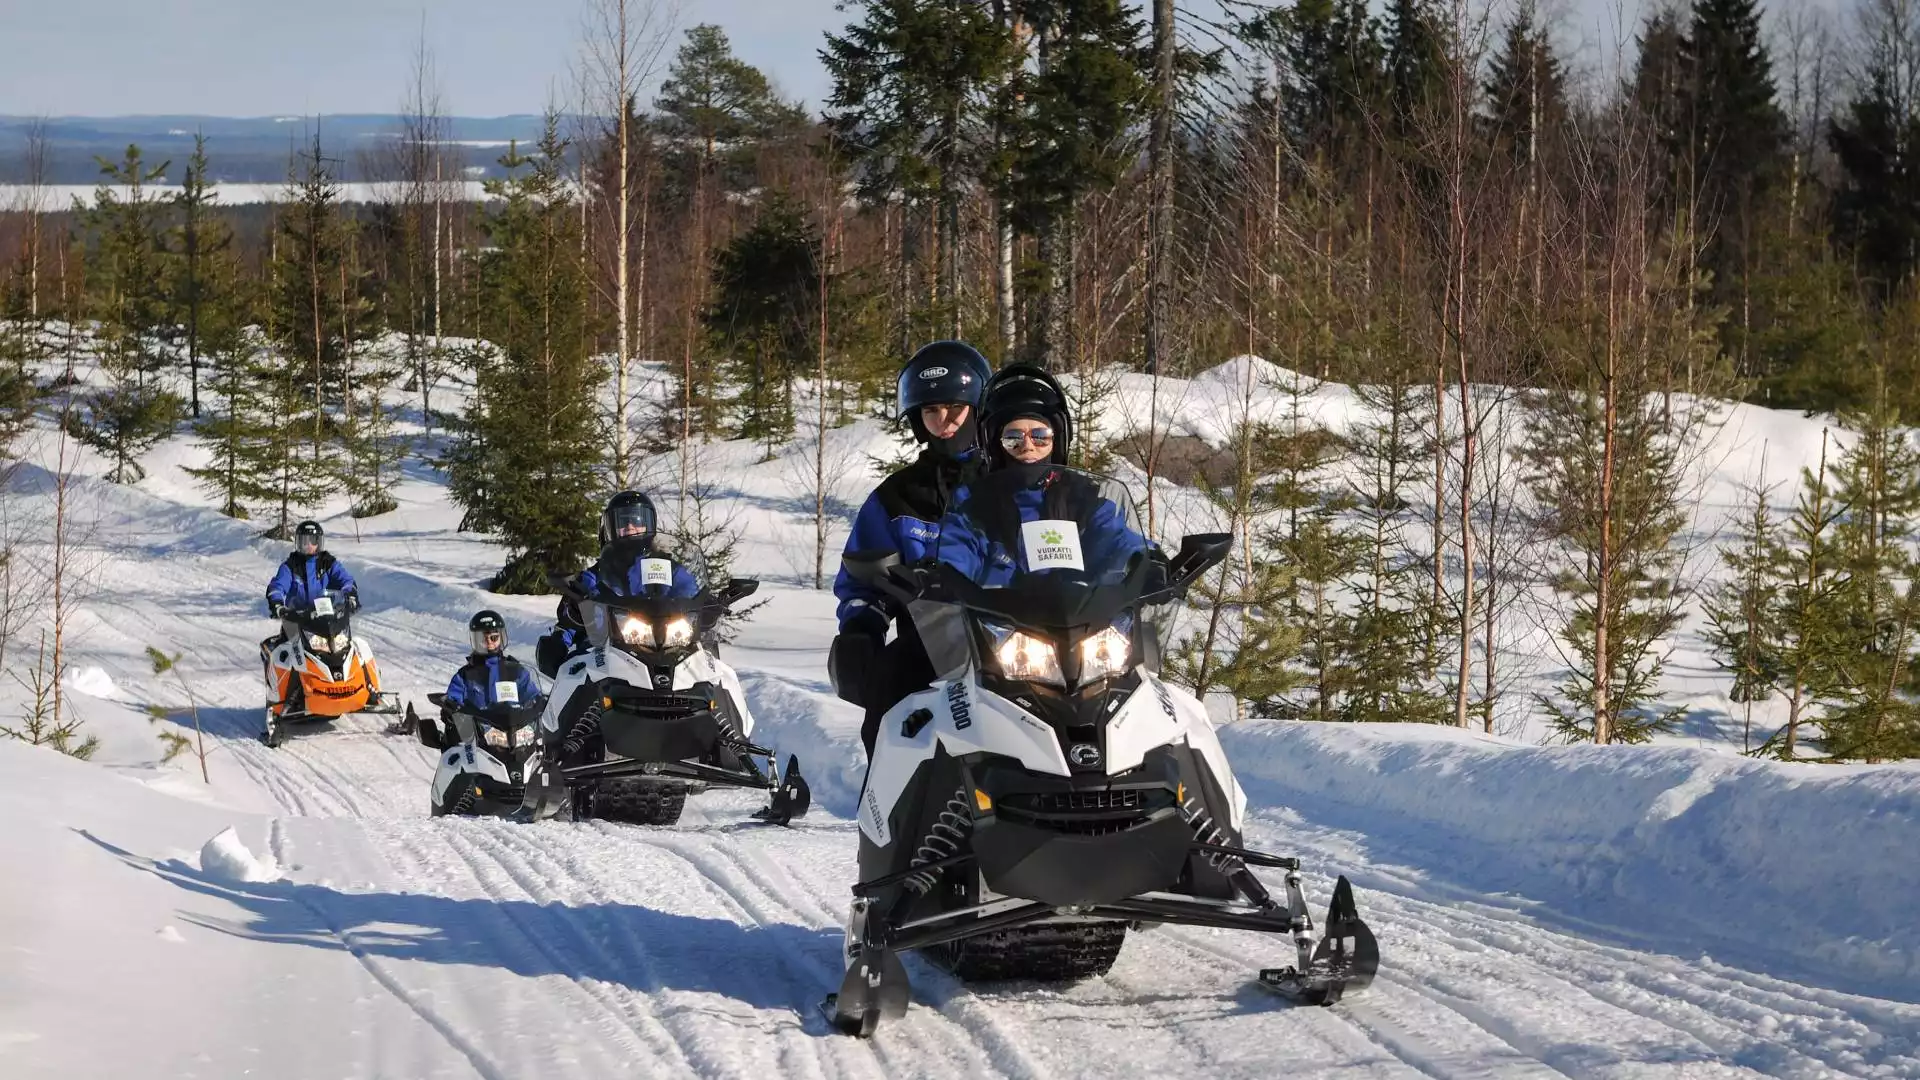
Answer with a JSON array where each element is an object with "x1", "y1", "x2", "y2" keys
[
  {"x1": 517, "y1": 566, "x2": 810, "y2": 827},
  {"x1": 423, "y1": 693, "x2": 548, "y2": 817},
  {"x1": 824, "y1": 498, "x2": 1378, "y2": 1036}
]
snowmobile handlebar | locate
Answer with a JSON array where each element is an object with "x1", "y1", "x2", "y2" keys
[
  {"x1": 544, "y1": 573, "x2": 759, "y2": 613},
  {"x1": 426, "y1": 692, "x2": 544, "y2": 728},
  {"x1": 840, "y1": 532, "x2": 1232, "y2": 630}
]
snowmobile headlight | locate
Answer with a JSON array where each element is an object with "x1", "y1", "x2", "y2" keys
[
  {"x1": 331, "y1": 632, "x2": 351, "y2": 653},
  {"x1": 1078, "y1": 626, "x2": 1131, "y2": 682},
  {"x1": 619, "y1": 616, "x2": 653, "y2": 645},
  {"x1": 481, "y1": 725, "x2": 512, "y2": 751},
  {"x1": 306, "y1": 631, "x2": 331, "y2": 654},
  {"x1": 996, "y1": 631, "x2": 1064, "y2": 687},
  {"x1": 662, "y1": 616, "x2": 695, "y2": 648}
]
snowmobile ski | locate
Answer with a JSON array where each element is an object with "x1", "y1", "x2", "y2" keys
[
  {"x1": 821, "y1": 944, "x2": 910, "y2": 1038},
  {"x1": 1257, "y1": 876, "x2": 1380, "y2": 1006}
]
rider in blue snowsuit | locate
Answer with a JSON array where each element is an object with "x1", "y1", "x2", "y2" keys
[
  {"x1": 428, "y1": 610, "x2": 546, "y2": 748},
  {"x1": 829, "y1": 342, "x2": 993, "y2": 754},
  {"x1": 934, "y1": 365, "x2": 1153, "y2": 587},
  {"x1": 265, "y1": 519, "x2": 359, "y2": 619},
  {"x1": 539, "y1": 491, "x2": 706, "y2": 669}
]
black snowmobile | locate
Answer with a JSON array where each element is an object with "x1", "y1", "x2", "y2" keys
[
  {"x1": 517, "y1": 574, "x2": 811, "y2": 827},
  {"x1": 823, "y1": 520, "x2": 1379, "y2": 1036}
]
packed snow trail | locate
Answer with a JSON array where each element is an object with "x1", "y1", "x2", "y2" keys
[{"x1": 5, "y1": 460, "x2": 1919, "y2": 1078}]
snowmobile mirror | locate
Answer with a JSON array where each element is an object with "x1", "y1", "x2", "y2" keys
[
  {"x1": 546, "y1": 572, "x2": 587, "y2": 601},
  {"x1": 1170, "y1": 533, "x2": 1232, "y2": 585},
  {"x1": 427, "y1": 693, "x2": 447, "y2": 707},
  {"x1": 721, "y1": 578, "x2": 760, "y2": 606}
]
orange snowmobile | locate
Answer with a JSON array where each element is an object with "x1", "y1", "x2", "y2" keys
[{"x1": 261, "y1": 592, "x2": 398, "y2": 746}]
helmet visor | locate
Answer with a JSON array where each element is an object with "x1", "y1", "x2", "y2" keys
[
  {"x1": 471, "y1": 628, "x2": 506, "y2": 655},
  {"x1": 295, "y1": 530, "x2": 323, "y2": 554},
  {"x1": 604, "y1": 503, "x2": 656, "y2": 543}
]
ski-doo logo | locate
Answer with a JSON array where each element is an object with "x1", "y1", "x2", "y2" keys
[
  {"x1": 946, "y1": 681, "x2": 972, "y2": 729},
  {"x1": 1153, "y1": 679, "x2": 1176, "y2": 717},
  {"x1": 1069, "y1": 743, "x2": 1101, "y2": 767},
  {"x1": 655, "y1": 674, "x2": 671, "y2": 688},
  {"x1": 919, "y1": 366, "x2": 949, "y2": 379}
]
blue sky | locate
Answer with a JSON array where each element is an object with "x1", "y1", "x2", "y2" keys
[
  {"x1": 0, "y1": 0, "x2": 1696, "y2": 120},
  {"x1": 0, "y1": 0, "x2": 846, "y2": 117}
]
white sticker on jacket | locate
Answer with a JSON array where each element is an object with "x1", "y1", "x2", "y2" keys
[
  {"x1": 641, "y1": 558, "x2": 674, "y2": 587},
  {"x1": 1020, "y1": 519, "x2": 1085, "y2": 572},
  {"x1": 494, "y1": 681, "x2": 519, "y2": 704},
  {"x1": 312, "y1": 595, "x2": 335, "y2": 616}
]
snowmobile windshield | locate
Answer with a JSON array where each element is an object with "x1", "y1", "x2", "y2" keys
[
  {"x1": 294, "y1": 591, "x2": 354, "y2": 654},
  {"x1": 934, "y1": 466, "x2": 1148, "y2": 592},
  {"x1": 578, "y1": 589, "x2": 707, "y2": 655}
]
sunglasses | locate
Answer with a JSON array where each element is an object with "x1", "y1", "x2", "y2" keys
[{"x1": 999, "y1": 427, "x2": 1055, "y2": 448}]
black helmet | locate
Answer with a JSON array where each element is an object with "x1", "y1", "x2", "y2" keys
[
  {"x1": 294, "y1": 519, "x2": 324, "y2": 554},
  {"x1": 898, "y1": 341, "x2": 992, "y2": 447},
  {"x1": 468, "y1": 610, "x2": 507, "y2": 656},
  {"x1": 599, "y1": 490, "x2": 658, "y2": 548},
  {"x1": 979, "y1": 364, "x2": 1073, "y2": 466}
]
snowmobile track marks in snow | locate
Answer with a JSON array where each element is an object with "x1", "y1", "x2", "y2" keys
[{"x1": 435, "y1": 823, "x2": 700, "y2": 1073}]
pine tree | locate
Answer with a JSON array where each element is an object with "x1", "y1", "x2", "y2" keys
[
  {"x1": 1521, "y1": 379, "x2": 1700, "y2": 744},
  {"x1": 1823, "y1": 370, "x2": 1920, "y2": 761},
  {"x1": 1344, "y1": 367, "x2": 1451, "y2": 724},
  {"x1": 1828, "y1": 26, "x2": 1920, "y2": 298},
  {"x1": 454, "y1": 119, "x2": 605, "y2": 593},
  {"x1": 1482, "y1": 5, "x2": 1567, "y2": 166},
  {"x1": 166, "y1": 133, "x2": 228, "y2": 418},
  {"x1": 270, "y1": 133, "x2": 359, "y2": 474},
  {"x1": 823, "y1": 0, "x2": 1014, "y2": 338},
  {"x1": 706, "y1": 193, "x2": 821, "y2": 457},
  {"x1": 1702, "y1": 471, "x2": 1785, "y2": 752},
  {"x1": 1383, "y1": 0, "x2": 1443, "y2": 133},
  {"x1": 1007, "y1": 0, "x2": 1149, "y2": 364},
  {"x1": 182, "y1": 330, "x2": 278, "y2": 520},
  {"x1": 1766, "y1": 429, "x2": 1851, "y2": 758},
  {"x1": 67, "y1": 145, "x2": 185, "y2": 483},
  {"x1": 1263, "y1": 0, "x2": 1382, "y2": 165},
  {"x1": 1684, "y1": 0, "x2": 1790, "y2": 301},
  {"x1": 655, "y1": 24, "x2": 806, "y2": 194}
]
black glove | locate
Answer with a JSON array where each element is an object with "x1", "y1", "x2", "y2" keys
[
  {"x1": 830, "y1": 632, "x2": 883, "y2": 708},
  {"x1": 344, "y1": 593, "x2": 362, "y2": 614},
  {"x1": 270, "y1": 602, "x2": 286, "y2": 620}
]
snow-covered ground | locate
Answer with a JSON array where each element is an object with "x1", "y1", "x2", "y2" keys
[{"x1": 2, "y1": 353, "x2": 1919, "y2": 1077}]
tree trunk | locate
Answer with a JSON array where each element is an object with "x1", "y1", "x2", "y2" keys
[{"x1": 1144, "y1": 0, "x2": 1175, "y2": 376}]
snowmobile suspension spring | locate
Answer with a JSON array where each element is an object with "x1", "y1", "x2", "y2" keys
[
  {"x1": 903, "y1": 785, "x2": 974, "y2": 896},
  {"x1": 1182, "y1": 796, "x2": 1243, "y2": 875},
  {"x1": 562, "y1": 703, "x2": 603, "y2": 759}
]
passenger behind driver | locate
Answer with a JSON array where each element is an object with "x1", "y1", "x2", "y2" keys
[{"x1": 933, "y1": 365, "x2": 1152, "y2": 588}]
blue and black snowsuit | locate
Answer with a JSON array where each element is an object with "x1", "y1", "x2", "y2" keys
[
  {"x1": 444, "y1": 654, "x2": 544, "y2": 713},
  {"x1": 934, "y1": 466, "x2": 1151, "y2": 587},
  {"x1": 265, "y1": 551, "x2": 358, "y2": 616},
  {"x1": 549, "y1": 548, "x2": 704, "y2": 657},
  {"x1": 834, "y1": 448, "x2": 986, "y2": 751}
]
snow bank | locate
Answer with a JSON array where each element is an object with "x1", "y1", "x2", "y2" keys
[{"x1": 1222, "y1": 721, "x2": 1920, "y2": 990}]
